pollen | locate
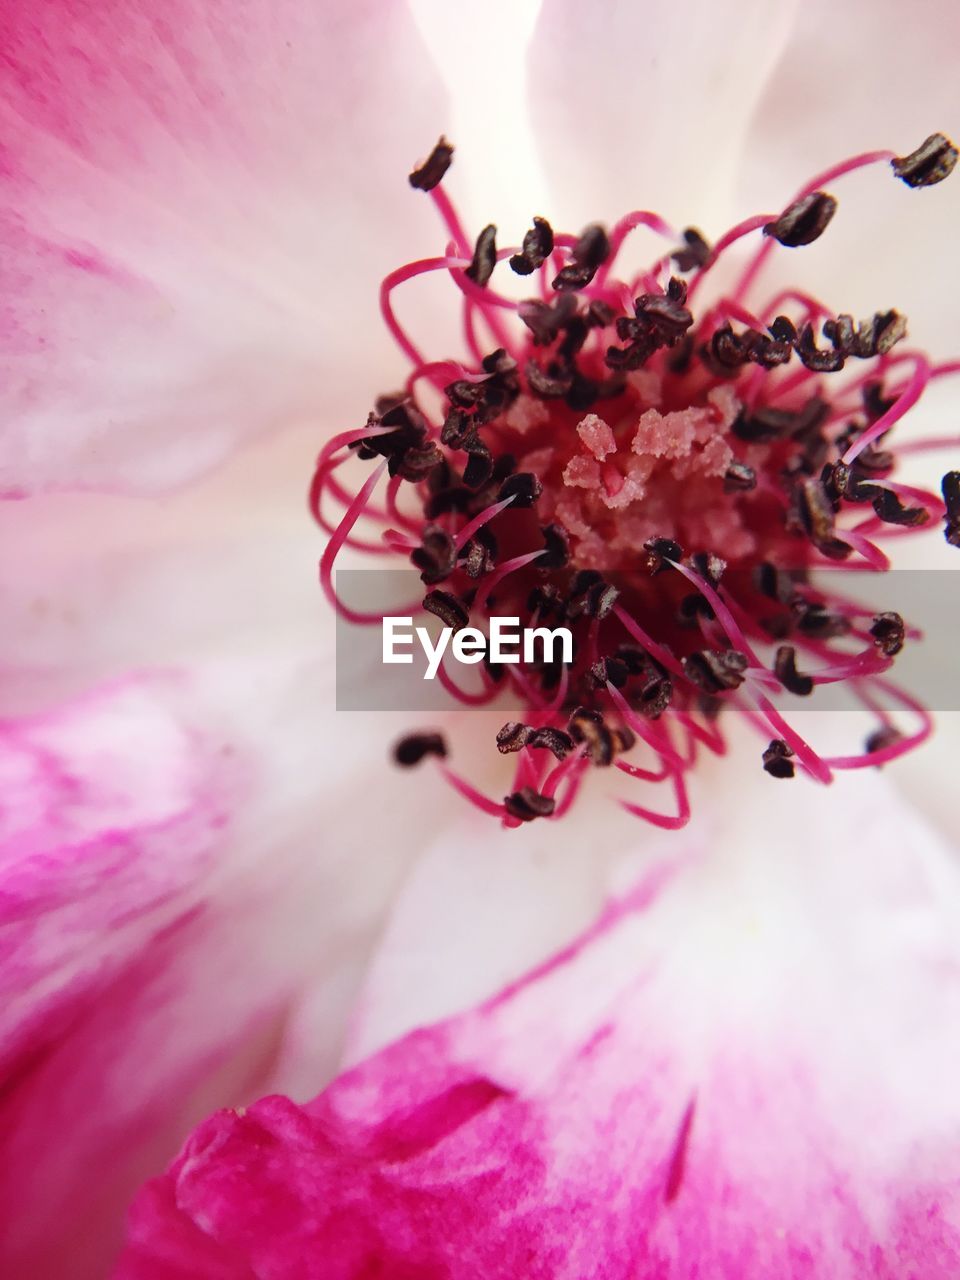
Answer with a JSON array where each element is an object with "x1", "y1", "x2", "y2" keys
[{"x1": 312, "y1": 134, "x2": 959, "y2": 829}]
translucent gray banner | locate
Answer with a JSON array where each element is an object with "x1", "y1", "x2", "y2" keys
[{"x1": 334, "y1": 568, "x2": 960, "y2": 713}]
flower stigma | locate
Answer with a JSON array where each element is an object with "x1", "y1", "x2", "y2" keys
[{"x1": 312, "y1": 133, "x2": 959, "y2": 829}]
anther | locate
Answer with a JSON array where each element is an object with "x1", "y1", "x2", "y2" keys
[
  {"x1": 496, "y1": 722, "x2": 531, "y2": 753},
  {"x1": 497, "y1": 471, "x2": 542, "y2": 508},
  {"x1": 682, "y1": 649, "x2": 749, "y2": 694},
  {"x1": 422, "y1": 589, "x2": 470, "y2": 631},
  {"x1": 775, "y1": 645, "x2": 814, "y2": 696},
  {"x1": 643, "y1": 537, "x2": 682, "y2": 574},
  {"x1": 504, "y1": 787, "x2": 556, "y2": 821},
  {"x1": 411, "y1": 526, "x2": 457, "y2": 584},
  {"x1": 539, "y1": 523, "x2": 571, "y2": 569},
  {"x1": 762, "y1": 739, "x2": 795, "y2": 779},
  {"x1": 394, "y1": 732, "x2": 448, "y2": 766},
  {"x1": 870, "y1": 489, "x2": 929, "y2": 527},
  {"x1": 465, "y1": 224, "x2": 497, "y2": 287},
  {"x1": 870, "y1": 611, "x2": 905, "y2": 657},
  {"x1": 510, "y1": 217, "x2": 555, "y2": 275},
  {"x1": 552, "y1": 223, "x2": 610, "y2": 291},
  {"x1": 527, "y1": 727, "x2": 575, "y2": 759},
  {"x1": 671, "y1": 227, "x2": 711, "y2": 272},
  {"x1": 892, "y1": 133, "x2": 958, "y2": 188},
  {"x1": 408, "y1": 137, "x2": 454, "y2": 191},
  {"x1": 942, "y1": 471, "x2": 960, "y2": 547},
  {"x1": 764, "y1": 191, "x2": 837, "y2": 247}
]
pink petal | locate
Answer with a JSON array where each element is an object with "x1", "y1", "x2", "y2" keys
[
  {"x1": 0, "y1": 0, "x2": 447, "y2": 495},
  {"x1": 116, "y1": 767, "x2": 960, "y2": 1276},
  {"x1": 0, "y1": 675, "x2": 244, "y2": 1275}
]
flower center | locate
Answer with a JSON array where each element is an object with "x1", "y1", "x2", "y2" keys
[{"x1": 313, "y1": 134, "x2": 960, "y2": 828}]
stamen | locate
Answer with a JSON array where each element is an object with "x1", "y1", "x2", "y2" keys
[{"x1": 322, "y1": 132, "x2": 956, "y2": 826}]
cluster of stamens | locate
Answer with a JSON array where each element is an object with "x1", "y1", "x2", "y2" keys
[{"x1": 312, "y1": 132, "x2": 960, "y2": 828}]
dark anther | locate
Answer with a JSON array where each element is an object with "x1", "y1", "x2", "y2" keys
[
  {"x1": 557, "y1": 314, "x2": 590, "y2": 361},
  {"x1": 527, "y1": 726, "x2": 574, "y2": 760},
  {"x1": 526, "y1": 359, "x2": 574, "y2": 398},
  {"x1": 440, "y1": 407, "x2": 471, "y2": 448},
  {"x1": 682, "y1": 648, "x2": 749, "y2": 694},
  {"x1": 724, "y1": 461, "x2": 757, "y2": 492},
  {"x1": 892, "y1": 133, "x2": 958, "y2": 188},
  {"x1": 528, "y1": 583, "x2": 565, "y2": 620},
  {"x1": 587, "y1": 300, "x2": 615, "y2": 328},
  {"x1": 863, "y1": 381, "x2": 896, "y2": 421},
  {"x1": 821, "y1": 461, "x2": 879, "y2": 505},
  {"x1": 792, "y1": 477, "x2": 852, "y2": 559},
  {"x1": 567, "y1": 707, "x2": 617, "y2": 767},
  {"x1": 509, "y1": 216, "x2": 555, "y2": 275},
  {"x1": 764, "y1": 191, "x2": 837, "y2": 247},
  {"x1": 408, "y1": 136, "x2": 454, "y2": 191},
  {"x1": 394, "y1": 732, "x2": 448, "y2": 767},
  {"x1": 870, "y1": 611, "x2": 905, "y2": 657},
  {"x1": 565, "y1": 370, "x2": 602, "y2": 412},
  {"x1": 866, "y1": 725, "x2": 903, "y2": 756},
  {"x1": 823, "y1": 313, "x2": 856, "y2": 355},
  {"x1": 539, "y1": 523, "x2": 570, "y2": 569},
  {"x1": 497, "y1": 471, "x2": 542, "y2": 508},
  {"x1": 635, "y1": 668, "x2": 673, "y2": 719},
  {"x1": 465, "y1": 224, "x2": 497, "y2": 287},
  {"x1": 672, "y1": 227, "x2": 711, "y2": 272},
  {"x1": 463, "y1": 450, "x2": 495, "y2": 490},
  {"x1": 755, "y1": 562, "x2": 798, "y2": 604},
  {"x1": 942, "y1": 471, "x2": 960, "y2": 547},
  {"x1": 733, "y1": 406, "x2": 798, "y2": 443},
  {"x1": 796, "y1": 323, "x2": 845, "y2": 373},
  {"x1": 769, "y1": 315, "x2": 798, "y2": 344},
  {"x1": 643, "y1": 536, "x2": 682, "y2": 574},
  {"x1": 678, "y1": 592, "x2": 714, "y2": 626},
  {"x1": 552, "y1": 223, "x2": 610, "y2": 291},
  {"x1": 870, "y1": 488, "x2": 929, "y2": 527},
  {"x1": 482, "y1": 347, "x2": 518, "y2": 376},
  {"x1": 496, "y1": 721, "x2": 532, "y2": 754},
  {"x1": 611, "y1": 645, "x2": 648, "y2": 676},
  {"x1": 708, "y1": 325, "x2": 764, "y2": 370},
  {"x1": 445, "y1": 379, "x2": 486, "y2": 408},
  {"x1": 833, "y1": 311, "x2": 907, "y2": 360},
  {"x1": 569, "y1": 576, "x2": 619, "y2": 620},
  {"x1": 504, "y1": 787, "x2": 556, "y2": 822},
  {"x1": 517, "y1": 295, "x2": 578, "y2": 345},
  {"x1": 411, "y1": 526, "x2": 458, "y2": 584},
  {"x1": 588, "y1": 655, "x2": 630, "y2": 689},
  {"x1": 762, "y1": 739, "x2": 796, "y2": 779},
  {"x1": 391, "y1": 442, "x2": 444, "y2": 481},
  {"x1": 868, "y1": 311, "x2": 907, "y2": 358},
  {"x1": 635, "y1": 294, "x2": 694, "y2": 344},
  {"x1": 794, "y1": 599, "x2": 851, "y2": 639},
  {"x1": 422, "y1": 589, "x2": 470, "y2": 632},
  {"x1": 460, "y1": 535, "x2": 496, "y2": 579},
  {"x1": 366, "y1": 401, "x2": 428, "y2": 457},
  {"x1": 689, "y1": 551, "x2": 726, "y2": 584},
  {"x1": 667, "y1": 277, "x2": 688, "y2": 304},
  {"x1": 774, "y1": 645, "x2": 814, "y2": 696}
]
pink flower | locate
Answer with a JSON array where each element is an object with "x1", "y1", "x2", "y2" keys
[
  {"x1": 2, "y1": 1, "x2": 960, "y2": 1277},
  {"x1": 317, "y1": 123, "x2": 957, "y2": 827}
]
